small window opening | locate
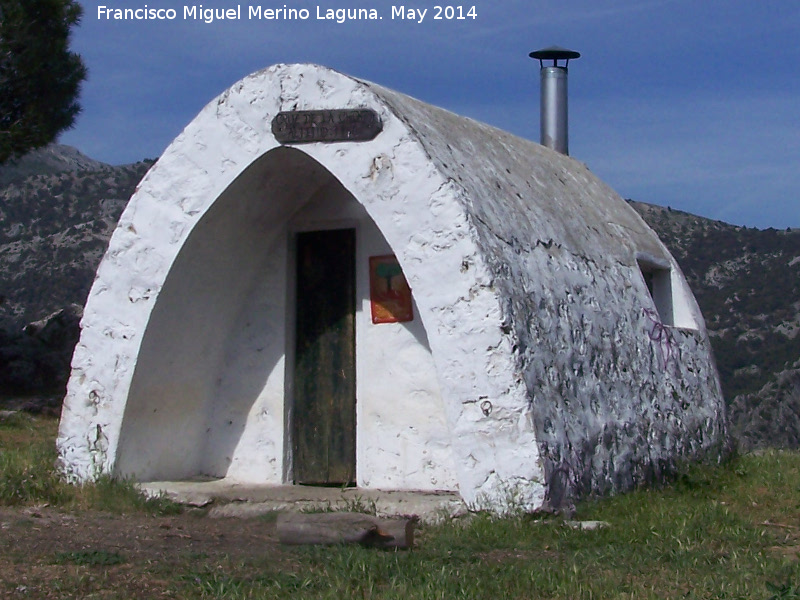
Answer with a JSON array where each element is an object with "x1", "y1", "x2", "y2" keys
[{"x1": 638, "y1": 259, "x2": 673, "y2": 326}]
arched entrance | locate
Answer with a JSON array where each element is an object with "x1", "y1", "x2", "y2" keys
[{"x1": 114, "y1": 147, "x2": 458, "y2": 492}]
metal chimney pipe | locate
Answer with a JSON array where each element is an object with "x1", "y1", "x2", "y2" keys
[{"x1": 529, "y1": 46, "x2": 580, "y2": 155}]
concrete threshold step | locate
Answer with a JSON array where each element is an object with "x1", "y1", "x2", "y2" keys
[{"x1": 139, "y1": 480, "x2": 467, "y2": 523}]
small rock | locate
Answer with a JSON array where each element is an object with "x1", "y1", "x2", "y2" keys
[{"x1": 565, "y1": 520, "x2": 610, "y2": 531}]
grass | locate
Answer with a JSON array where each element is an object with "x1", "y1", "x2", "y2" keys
[
  {"x1": 3, "y1": 412, "x2": 800, "y2": 598},
  {"x1": 54, "y1": 549, "x2": 126, "y2": 566},
  {"x1": 177, "y1": 452, "x2": 800, "y2": 599},
  {"x1": 0, "y1": 411, "x2": 181, "y2": 514},
  {"x1": 301, "y1": 493, "x2": 379, "y2": 515}
]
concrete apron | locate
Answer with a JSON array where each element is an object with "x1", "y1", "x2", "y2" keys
[{"x1": 139, "y1": 481, "x2": 468, "y2": 524}]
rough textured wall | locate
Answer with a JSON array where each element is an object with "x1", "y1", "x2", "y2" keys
[
  {"x1": 286, "y1": 177, "x2": 459, "y2": 491},
  {"x1": 373, "y1": 86, "x2": 728, "y2": 507},
  {"x1": 58, "y1": 64, "x2": 537, "y2": 508},
  {"x1": 506, "y1": 251, "x2": 725, "y2": 507},
  {"x1": 272, "y1": 67, "x2": 546, "y2": 508}
]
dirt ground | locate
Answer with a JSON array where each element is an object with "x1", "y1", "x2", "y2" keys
[{"x1": 0, "y1": 505, "x2": 289, "y2": 598}]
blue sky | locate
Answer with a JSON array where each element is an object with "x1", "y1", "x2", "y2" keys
[{"x1": 60, "y1": 0, "x2": 800, "y2": 228}]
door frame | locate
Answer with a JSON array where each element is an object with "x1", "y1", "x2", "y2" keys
[{"x1": 283, "y1": 219, "x2": 359, "y2": 484}]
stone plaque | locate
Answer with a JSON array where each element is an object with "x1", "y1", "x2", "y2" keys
[{"x1": 272, "y1": 109, "x2": 382, "y2": 144}]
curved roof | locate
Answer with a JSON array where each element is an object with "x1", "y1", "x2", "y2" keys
[{"x1": 370, "y1": 76, "x2": 665, "y2": 267}]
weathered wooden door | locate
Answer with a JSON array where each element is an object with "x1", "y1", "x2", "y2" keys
[{"x1": 293, "y1": 229, "x2": 356, "y2": 485}]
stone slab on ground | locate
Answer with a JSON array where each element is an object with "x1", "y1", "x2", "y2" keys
[{"x1": 139, "y1": 480, "x2": 467, "y2": 523}]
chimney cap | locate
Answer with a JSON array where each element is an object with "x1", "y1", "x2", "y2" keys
[{"x1": 529, "y1": 46, "x2": 581, "y2": 63}]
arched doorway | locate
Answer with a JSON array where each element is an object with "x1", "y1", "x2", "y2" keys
[{"x1": 115, "y1": 147, "x2": 457, "y2": 492}]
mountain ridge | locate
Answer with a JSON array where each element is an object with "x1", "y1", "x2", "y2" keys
[{"x1": 0, "y1": 144, "x2": 111, "y2": 188}]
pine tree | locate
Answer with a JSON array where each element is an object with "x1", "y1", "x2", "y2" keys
[{"x1": 0, "y1": 0, "x2": 87, "y2": 164}]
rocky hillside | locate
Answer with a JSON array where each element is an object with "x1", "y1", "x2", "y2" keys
[
  {"x1": 0, "y1": 146, "x2": 153, "y2": 330},
  {"x1": 0, "y1": 147, "x2": 798, "y2": 450},
  {"x1": 0, "y1": 146, "x2": 153, "y2": 402},
  {"x1": 629, "y1": 201, "x2": 800, "y2": 450}
]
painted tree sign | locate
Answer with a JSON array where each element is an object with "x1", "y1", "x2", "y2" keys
[{"x1": 369, "y1": 255, "x2": 413, "y2": 324}]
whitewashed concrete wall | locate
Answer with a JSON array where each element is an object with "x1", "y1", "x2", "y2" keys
[
  {"x1": 96, "y1": 147, "x2": 456, "y2": 491},
  {"x1": 57, "y1": 64, "x2": 501, "y2": 501},
  {"x1": 288, "y1": 184, "x2": 458, "y2": 491},
  {"x1": 58, "y1": 63, "x2": 726, "y2": 512}
]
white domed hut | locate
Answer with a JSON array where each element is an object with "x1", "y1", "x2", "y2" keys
[{"x1": 57, "y1": 63, "x2": 726, "y2": 511}]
